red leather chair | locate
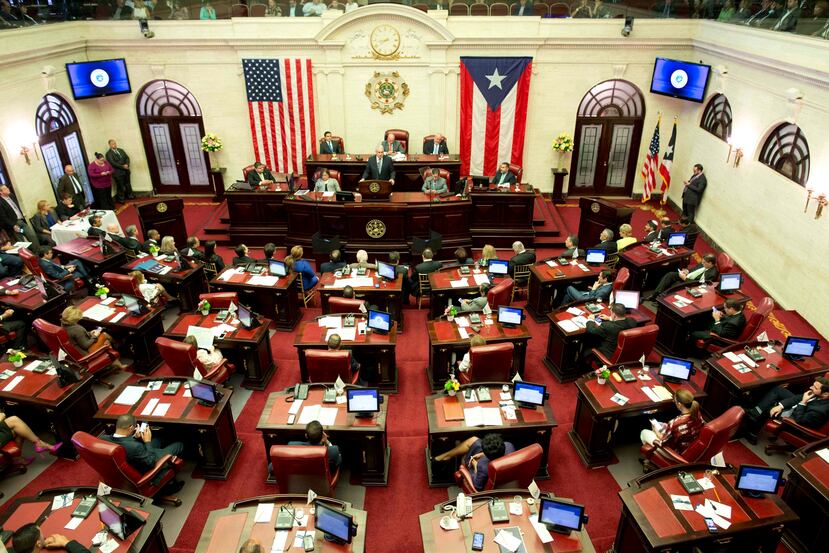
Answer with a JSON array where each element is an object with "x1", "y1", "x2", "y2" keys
[
  {"x1": 696, "y1": 296, "x2": 774, "y2": 353},
  {"x1": 490, "y1": 2, "x2": 510, "y2": 15},
  {"x1": 455, "y1": 443, "x2": 542, "y2": 494},
  {"x1": 328, "y1": 297, "x2": 365, "y2": 314},
  {"x1": 548, "y1": 2, "x2": 569, "y2": 16},
  {"x1": 764, "y1": 417, "x2": 829, "y2": 455},
  {"x1": 459, "y1": 343, "x2": 514, "y2": 384},
  {"x1": 486, "y1": 277, "x2": 513, "y2": 310},
  {"x1": 717, "y1": 252, "x2": 734, "y2": 275},
  {"x1": 419, "y1": 168, "x2": 452, "y2": 191},
  {"x1": 269, "y1": 445, "x2": 340, "y2": 496},
  {"x1": 319, "y1": 136, "x2": 345, "y2": 154},
  {"x1": 198, "y1": 292, "x2": 239, "y2": 310},
  {"x1": 231, "y1": 3, "x2": 248, "y2": 17},
  {"x1": 20, "y1": 248, "x2": 83, "y2": 290},
  {"x1": 0, "y1": 441, "x2": 28, "y2": 481},
  {"x1": 250, "y1": 3, "x2": 266, "y2": 16},
  {"x1": 384, "y1": 129, "x2": 409, "y2": 152},
  {"x1": 304, "y1": 350, "x2": 359, "y2": 384},
  {"x1": 470, "y1": 3, "x2": 489, "y2": 15},
  {"x1": 33, "y1": 319, "x2": 121, "y2": 388},
  {"x1": 613, "y1": 267, "x2": 630, "y2": 291},
  {"x1": 450, "y1": 3, "x2": 469, "y2": 14},
  {"x1": 641, "y1": 406, "x2": 744, "y2": 470},
  {"x1": 102, "y1": 272, "x2": 141, "y2": 297},
  {"x1": 242, "y1": 165, "x2": 256, "y2": 181},
  {"x1": 155, "y1": 337, "x2": 232, "y2": 385},
  {"x1": 507, "y1": 163, "x2": 523, "y2": 181},
  {"x1": 71, "y1": 431, "x2": 184, "y2": 505},
  {"x1": 590, "y1": 324, "x2": 659, "y2": 368}
]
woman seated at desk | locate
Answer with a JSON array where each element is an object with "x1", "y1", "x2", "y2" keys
[
  {"x1": 183, "y1": 335, "x2": 226, "y2": 379},
  {"x1": 128, "y1": 271, "x2": 175, "y2": 305},
  {"x1": 60, "y1": 306, "x2": 126, "y2": 368},
  {"x1": 0, "y1": 410, "x2": 61, "y2": 457},
  {"x1": 639, "y1": 389, "x2": 703, "y2": 461},
  {"x1": 476, "y1": 244, "x2": 499, "y2": 268},
  {"x1": 203, "y1": 240, "x2": 225, "y2": 272},
  {"x1": 314, "y1": 168, "x2": 341, "y2": 193},
  {"x1": 457, "y1": 334, "x2": 486, "y2": 377},
  {"x1": 287, "y1": 245, "x2": 319, "y2": 290},
  {"x1": 159, "y1": 236, "x2": 177, "y2": 256}
]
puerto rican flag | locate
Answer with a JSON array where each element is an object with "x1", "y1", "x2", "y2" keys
[{"x1": 459, "y1": 57, "x2": 533, "y2": 177}]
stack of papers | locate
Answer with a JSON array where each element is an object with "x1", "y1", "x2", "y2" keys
[
  {"x1": 114, "y1": 386, "x2": 145, "y2": 405},
  {"x1": 610, "y1": 393, "x2": 629, "y2": 406},
  {"x1": 450, "y1": 279, "x2": 470, "y2": 288},
  {"x1": 545, "y1": 260, "x2": 557, "y2": 267},
  {"x1": 317, "y1": 316, "x2": 342, "y2": 328},
  {"x1": 723, "y1": 351, "x2": 742, "y2": 363},
  {"x1": 463, "y1": 406, "x2": 503, "y2": 427},
  {"x1": 472, "y1": 273, "x2": 490, "y2": 285},
  {"x1": 641, "y1": 387, "x2": 661, "y2": 403},
  {"x1": 577, "y1": 263, "x2": 590, "y2": 272},
  {"x1": 566, "y1": 307, "x2": 584, "y2": 316},
  {"x1": 248, "y1": 275, "x2": 280, "y2": 287},
  {"x1": 815, "y1": 448, "x2": 829, "y2": 463},
  {"x1": 187, "y1": 326, "x2": 216, "y2": 350},
  {"x1": 651, "y1": 386, "x2": 673, "y2": 401},
  {"x1": 557, "y1": 320, "x2": 580, "y2": 333},
  {"x1": 325, "y1": 327, "x2": 356, "y2": 342},
  {"x1": 695, "y1": 499, "x2": 732, "y2": 529},
  {"x1": 672, "y1": 295, "x2": 694, "y2": 308},
  {"x1": 84, "y1": 304, "x2": 115, "y2": 322}
]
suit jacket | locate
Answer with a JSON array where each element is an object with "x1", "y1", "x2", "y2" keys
[
  {"x1": 180, "y1": 247, "x2": 204, "y2": 260},
  {"x1": 362, "y1": 156, "x2": 396, "y2": 181},
  {"x1": 112, "y1": 234, "x2": 141, "y2": 252},
  {"x1": 56, "y1": 203, "x2": 80, "y2": 222},
  {"x1": 683, "y1": 173, "x2": 707, "y2": 205},
  {"x1": 685, "y1": 263, "x2": 719, "y2": 283},
  {"x1": 657, "y1": 227, "x2": 674, "y2": 242},
  {"x1": 460, "y1": 296, "x2": 488, "y2": 312},
  {"x1": 509, "y1": 250, "x2": 536, "y2": 274},
  {"x1": 381, "y1": 140, "x2": 405, "y2": 153},
  {"x1": 0, "y1": 197, "x2": 23, "y2": 233},
  {"x1": 780, "y1": 396, "x2": 829, "y2": 429},
  {"x1": 586, "y1": 317, "x2": 637, "y2": 359},
  {"x1": 644, "y1": 231, "x2": 659, "y2": 242},
  {"x1": 40, "y1": 259, "x2": 70, "y2": 280},
  {"x1": 104, "y1": 434, "x2": 166, "y2": 473},
  {"x1": 491, "y1": 170, "x2": 516, "y2": 185},
  {"x1": 711, "y1": 311, "x2": 746, "y2": 340},
  {"x1": 247, "y1": 169, "x2": 275, "y2": 186},
  {"x1": 584, "y1": 282, "x2": 613, "y2": 302},
  {"x1": 284, "y1": 3, "x2": 303, "y2": 16},
  {"x1": 62, "y1": 322, "x2": 95, "y2": 354},
  {"x1": 105, "y1": 147, "x2": 131, "y2": 176},
  {"x1": 142, "y1": 238, "x2": 159, "y2": 253},
  {"x1": 423, "y1": 139, "x2": 449, "y2": 155},
  {"x1": 319, "y1": 139, "x2": 343, "y2": 154},
  {"x1": 57, "y1": 175, "x2": 87, "y2": 208},
  {"x1": 593, "y1": 240, "x2": 618, "y2": 254},
  {"x1": 31, "y1": 210, "x2": 58, "y2": 236},
  {"x1": 87, "y1": 226, "x2": 106, "y2": 238},
  {"x1": 422, "y1": 176, "x2": 448, "y2": 194},
  {"x1": 411, "y1": 259, "x2": 442, "y2": 295},
  {"x1": 512, "y1": 2, "x2": 534, "y2": 15},
  {"x1": 319, "y1": 260, "x2": 347, "y2": 274},
  {"x1": 773, "y1": 8, "x2": 800, "y2": 31},
  {"x1": 561, "y1": 247, "x2": 585, "y2": 258},
  {"x1": 232, "y1": 255, "x2": 256, "y2": 266}
]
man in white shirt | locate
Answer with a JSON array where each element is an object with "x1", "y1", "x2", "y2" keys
[{"x1": 303, "y1": 0, "x2": 327, "y2": 16}]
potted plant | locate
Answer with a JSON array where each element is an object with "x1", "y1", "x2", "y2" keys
[
  {"x1": 596, "y1": 365, "x2": 611, "y2": 385},
  {"x1": 444, "y1": 376, "x2": 460, "y2": 397},
  {"x1": 447, "y1": 305, "x2": 458, "y2": 322},
  {"x1": 8, "y1": 349, "x2": 26, "y2": 368},
  {"x1": 552, "y1": 132, "x2": 574, "y2": 170},
  {"x1": 198, "y1": 299, "x2": 211, "y2": 316},
  {"x1": 201, "y1": 132, "x2": 224, "y2": 171},
  {"x1": 149, "y1": 244, "x2": 160, "y2": 257},
  {"x1": 95, "y1": 284, "x2": 110, "y2": 301}
]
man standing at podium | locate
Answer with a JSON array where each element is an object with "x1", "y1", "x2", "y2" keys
[{"x1": 360, "y1": 145, "x2": 395, "y2": 185}]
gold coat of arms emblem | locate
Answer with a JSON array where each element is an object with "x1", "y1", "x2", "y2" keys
[
  {"x1": 366, "y1": 219, "x2": 387, "y2": 238},
  {"x1": 365, "y1": 71, "x2": 409, "y2": 114}
]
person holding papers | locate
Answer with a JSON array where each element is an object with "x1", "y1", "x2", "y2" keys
[
  {"x1": 639, "y1": 389, "x2": 703, "y2": 460},
  {"x1": 743, "y1": 377, "x2": 829, "y2": 444},
  {"x1": 55, "y1": 193, "x2": 82, "y2": 222},
  {"x1": 647, "y1": 253, "x2": 718, "y2": 300},
  {"x1": 433, "y1": 433, "x2": 515, "y2": 491},
  {"x1": 128, "y1": 271, "x2": 174, "y2": 305},
  {"x1": 584, "y1": 303, "x2": 635, "y2": 362},
  {"x1": 558, "y1": 269, "x2": 613, "y2": 307},
  {"x1": 449, "y1": 284, "x2": 491, "y2": 314},
  {"x1": 288, "y1": 420, "x2": 342, "y2": 473},
  {"x1": 60, "y1": 306, "x2": 127, "y2": 369}
]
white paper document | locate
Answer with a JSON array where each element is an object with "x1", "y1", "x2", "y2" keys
[
  {"x1": 695, "y1": 503, "x2": 731, "y2": 529},
  {"x1": 317, "y1": 316, "x2": 342, "y2": 328},
  {"x1": 450, "y1": 279, "x2": 470, "y2": 288},
  {"x1": 187, "y1": 325, "x2": 215, "y2": 350},
  {"x1": 723, "y1": 351, "x2": 742, "y2": 363},
  {"x1": 706, "y1": 499, "x2": 732, "y2": 520},
  {"x1": 696, "y1": 477, "x2": 715, "y2": 490},
  {"x1": 152, "y1": 403, "x2": 171, "y2": 417},
  {"x1": 326, "y1": 327, "x2": 356, "y2": 342},
  {"x1": 2, "y1": 375, "x2": 23, "y2": 392},
  {"x1": 141, "y1": 398, "x2": 160, "y2": 416},
  {"x1": 458, "y1": 327, "x2": 470, "y2": 340},
  {"x1": 556, "y1": 320, "x2": 580, "y2": 333},
  {"x1": 641, "y1": 386, "x2": 661, "y2": 403},
  {"x1": 816, "y1": 448, "x2": 829, "y2": 463},
  {"x1": 670, "y1": 494, "x2": 693, "y2": 511},
  {"x1": 100, "y1": 296, "x2": 117, "y2": 306},
  {"x1": 292, "y1": 531, "x2": 315, "y2": 548},
  {"x1": 610, "y1": 393, "x2": 629, "y2": 406},
  {"x1": 493, "y1": 529, "x2": 523, "y2": 552},
  {"x1": 98, "y1": 538, "x2": 119, "y2": 553},
  {"x1": 219, "y1": 269, "x2": 235, "y2": 281},
  {"x1": 84, "y1": 304, "x2": 115, "y2": 322},
  {"x1": 254, "y1": 503, "x2": 274, "y2": 523},
  {"x1": 318, "y1": 407, "x2": 338, "y2": 426},
  {"x1": 288, "y1": 399, "x2": 303, "y2": 415},
  {"x1": 114, "y1": 385, "x2": 145, "y2": 405},
  {"x1": 651, "y1": 386, "x2": 674, "y2": 401},
  {"x1": 51, "y1": 492, "x2": 74, "y2": 510},
  {"x1": 249, "y1": 275, "x2": 279, "y2": 287},
  {"x1": 464, "y1": 406, "x2": 502, "y2": 427},
  {"x1": 737, "y1": 353, "x2": 757, "y2": 368},
  {"x1": 530, "y1": 516, "x2": 554, "y2": 543},
  {"x1": 110, "y1": 312, "x2": 127, "y2": 323},
  {"x1": 473, "y1": 273, "x2": 490, "y2": 285},
  {"x1": 64, "y1": 517, "x2": 84, "y2": 530},
  {"x1": 456, "y1": 317, "x2": 470, "y2": 328},
  {"x1": 269, "y1": 530, "x2": 290, "y2": 553},
  {"x1": 298, "y1": 404, "x2": 322, "y2": 424},
  {"x1": 566, "y1": 307, "x2": 584, "y2": 316}
]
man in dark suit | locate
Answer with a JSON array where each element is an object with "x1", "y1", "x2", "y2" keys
[
  {"x1": 232, "y1": 244, "x2": 256, "y2": 266},
  {"x1": 142, "y1": 229, "x2": 160, "y2": 253},
  {"x1": 38, "y1": 246, "x2": 90, "y2": 290},
  {"x1": 649, "y1": 253, "x2": 719, "y2": 300},
  {"x1": 86, "y1": 214, "x2": 106, "y2": 238},
  {"x1": 512, "y1": 0, "x2": 534, "y2": 15},
  {"x1": 657, "y1": 217, "x2": 674, "y2": 242},
  {"x1": 423, "y1": 133, "x2": 449, "y2": 155},
  {"x1": 389, "y1": 250, "x2": 412, "y2": 299},
  {"x1": 561, "y1": 235, "x2": 585, "y2": 259},
  {"x1": 247, "y1": 162, "x2": 275, "y2": 186},
  {"x1": 57, "y1": 165, "x2": 87, "y2": 210},
  {"x1": 690, "y1": 298, "x2": 746, "y2": 345},
  {"x1": 111, "y1": 224, "x2": 141, "y2": 252},
  {"x1": 592, "y1": 228, "x2": 618, "y2": 254},
  {"x1": 743, "y1": 377, "x2": 829, "y2": 444},
  {"x1": 181, "y1": 236, "x2": 204, "y2": 260},
  {"x1": 12, "y1": 523, "x2": 92, "y2": 553},
  {"x1": 56, "y1": 193, "x2": 81, "y2": 222},
  {"x1": 508, "y1": 241, "x2": 535, "y2": 283},
  {"x1": 410, "y1": 247, "x2": 441, "y2": 300},
  {"x1": 284, "y1": 0, "x2": 303, "y2": 17},
  {"x1": 0, "y1": 185, "x2": 39, "y2": 247},
  {"x1": 491, "y1": 162, "x2": 516, "y2": 186},
  {"x1": 319, "y1": 249, "x2": 346, "y2": 274},
  {"x1": 360, "y1": 146, "x2": 396, "y2": 184},
  {"x1": 559, "y1": 269, "x2": 613, "y2": 306},
  {"x1": 319, "y1": 131, "x2": 343, "y2": 155},
  {"x1": 105, "y1": 139, "x2": 133, "y2": 203},
  {"x1": 0, "y1": 239, "x2": 24, "y2": 278},
  {"x1": 643, "y1": 219, "x2": 659, "y2": 242},
  {"x1": 287, "y1": 420, "x2": 342, "y2": 472},
  {"x1": 381, "y1": 132, "x2": 405, "y2": 154},
  {"x1": 682, "y1": 163, "x2": 707, "y2": 221},
  {"x1": 584, "y1": 303, "x2": 636, "y2": 361}
]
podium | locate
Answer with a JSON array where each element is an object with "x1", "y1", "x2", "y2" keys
[
  {"x1": 136, "y1": 198, "x2": 187, "y2": 246},
  {"x1": 359, "y1": 179, "x2": 393, "y2": 201},
  {"x1": 577, "y1": 197, "x2": 633, "y2": 249}
]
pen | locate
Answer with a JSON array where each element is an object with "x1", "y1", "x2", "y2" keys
[{"x1": 712, "y1": 487, "x2": 721, "y2": 503}]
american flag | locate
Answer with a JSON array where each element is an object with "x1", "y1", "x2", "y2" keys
[
  {"x1": 659, "y1": 118, "x2": 677, "y2": 204},
  {"x1": 242, "y1": 59, "x2": 316, "y2": 174},
  {"x1": 641, "y1": 116, "x2": 661, "y2": 202},
  {"x1": 459, "y1": 57, "x2": 533, "y2": 176}
]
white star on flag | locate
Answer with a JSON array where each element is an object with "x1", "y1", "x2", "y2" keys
[
  {"x1": 486, "y1": 68, "x2": 506, "y2": 89},
  {"x1": 665, "y1": 144, "x2": 673, "y2": 157}
]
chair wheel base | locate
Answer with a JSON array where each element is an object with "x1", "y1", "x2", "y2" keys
[{"x1": 154, "y1": 495, "x2": 182, "y2": 507}]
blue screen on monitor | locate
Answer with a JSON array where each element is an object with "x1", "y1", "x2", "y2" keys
[
  {"x1": 66, "y1": 59, "x2": 132, "y2": 100},
  {"x1": 377, "y1": 261, "x2": 396, "y2": 280},
  {"x1": 314, "y1": 502, "x2": 352, "y2": 542},
  {"x1": 783, "y1": 336, "x2": 819, "y2": 357},
  {"x1": 488, "y1": 259, "x2": 509, "y2": 275},
  {"x1": 539, "y1": 498, "x2": 584, "y2": 531},
  {"x1": 736, "y1": 465, "x2": 783, "y2": 494},
  {"x1": 269, "y1": 260, "x2": 287, "y2": 277},
  {"x1": 367, "y1": 309, "x2": 391, "y2": 332},
  {"x1": 346, "y1": 388, "x2": 380, "y2": 413},
  {"x1": 514, "y1": 381, "x2": 545, "y2": 406},
  {"x1": 650, "y1": 58, "x2": 711, "y2": 103}
]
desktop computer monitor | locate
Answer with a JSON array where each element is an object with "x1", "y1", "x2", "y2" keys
[
  {"x1": 377, "y1": 261, "x2": 396, "y2": 281},
  {"x1": 97, "y1": 495, "x2": 145, "y2": 540},
  {"x1": 667, "y1": 232, "x2": 687, "y2": 247},
  {"x1": 658, "y1": 356, "x2": 693, "y2": 383},
  {"x1": 269, "y1": 259, "x2": 287, "y2": 277},
  {"x1": 613, "y1": 290, "x2": 640, "y2": 311},
  {"x1": 346, "y1": 388, "x2": 380, "y2": 416},
  {"x1": 314, "y1": 502, "x2": 356, "y2": 544},
  {"x1": 367, "y1": 309, "x2": 391, "y2": 334},
  {"x1": 585, "y1": 249, "x2": 607, "y2": 264},
  {"x1": 497, "y1": 306, "x2": 523, "y2": 327},
  {"x1": 190, "y1": 381, "x2": 220, "y2": 405},
  {"x1": 539, "y1": 498, "x2": 586, "y2": 533},
  {"x1": 237, "y1": 303, "x2": 254, "y2": 329},
  {"x1": 718, "y1": 272, "x2": 742, "y2": 293},
  {"x1": 735, "y1": 465, "x2": 784, "y2": 496},
  {"x1": 782, "y1": 336, "x2": 819, "y2": 360},
  {"x1": 121, "y1": 294, "x2": 143, "y2": 316},
  {"x1": 513, "y1": 381, "x2": 546, "y2": 408},
  {"x1": 487, "y1": 259, "x2": 509, "y2": 276}
]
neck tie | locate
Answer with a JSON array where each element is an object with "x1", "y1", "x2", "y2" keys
[
  {"x1": 71, "y1": 176, "x2": 81, "y2": 194},
  {"x1": 433, "y1": 143, "x2": 438, "y2": 154},
  {"x1": 499, "y1": 173, "x2": 505, "y2": 184},
  {"x1": 327, "y1": 141, "x2": 332, "y2": 152},
  {"x1": 377, "y1": 157, "x2": 382, "y2": 171}
]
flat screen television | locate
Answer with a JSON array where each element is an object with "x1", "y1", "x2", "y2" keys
[
  {"x1": 650, "y1": 57, "x2": 711, "y2": 103},
  {"x1": 66, "y1": 59, "x2": 132, "y2": 100}
]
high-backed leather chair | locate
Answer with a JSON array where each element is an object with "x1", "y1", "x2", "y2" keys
[
  {"x1": 0, "y1": 441, "x2": 28, "y2": 482},
  {"x1": 548, "y1": 2, "x2": 568, "y2": 16},
  {"x1": 328, "y1": 297, "x2": 365, "y2": 314},
  {"x1": 489, "y1": 2, "x2": 510, "y2": 15},
  {"x1": 102, "y1": 272, "x2": 142, "y2": 297},
  {"x1": 486, "y1": 277, "x2": 513, "y2": 310},
  {"x1": 450, "y1": 3, "x2": 470, "y2": 14},
  {"x1": 242, "y1": 165, "x2": 256, "y2": 181},
  {"x1": 20, "y1": 248, "x2": 83, "y2": 290},
  {"x1": 507, "y1": 163, "x2": 523, "y2": 181},
  {"x1": 155, "y1": 337, "x2": 231, "y2": 384},
  {"x1": 590, "y1": 324, "x2": 659, "y2": 368},
  {"x1": 422, "y1": 168, "x2": 452, "y2": 191},
  {"x1": 459, "y1": 343, "x2": 514, "y2": 384},
  {"x1": 33, "y1": 318, "x2": 121, "y2": 388},
  {"x1": 455, "y1": 443, "x2": 542, "y2": 494},
  {"x1": 384, "y1": 129, "x2": 409, "y2": 152},
  {"x1": 72, "y1": 431, "x2": 184, "y2": 505},
  {"x1": 613, "y1": 267, "x2": 630, "y2": 291},
  {"x1": 318, "y1": 136, "x2": 345, "y2": 154},
  {"x1": 231, "y1": 3, "x2": 248, "y2": 17},
  {"x1": 198, "y1": 292, "x2": 239, "y2": 310},
  {"x1": 304, "y1": 350, "x2": 359, "y2": 384},
  {"x1": 470, "y1": 3, "x2": 488, "y2": 15},
  {"x1": 250, "y1": 3, "x2": 266, "y2": 16},
  {"x1": 717, "y1": 252, "x2": 734, "y2": 275},
  {"x1": 764, "y1": 416, "x2": 829, "y2": 455},
  {"x1": 269, "y1": 445, "x2": 340, "y2": 496},
  {"x1": 696, "y1": 297, "x2": 774, "y2": 353},
  {"x1": 641, "y1": 406, "x2": 744, "y2": 470}
]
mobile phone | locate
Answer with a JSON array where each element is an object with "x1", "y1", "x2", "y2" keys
[
  {"x1": 303, "y1": 534, "x2": 314, "y2": 551},
  {"x1": 705, "y1": 518, "x2": 718, "y2": 533},
  {"x1": 471, "y1": 531, "x2": 484, "y2": 551}
]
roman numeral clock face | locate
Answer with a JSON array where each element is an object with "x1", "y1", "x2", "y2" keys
[{"x1": 370, "y1": 25, "x2": 401, "y2": 59}]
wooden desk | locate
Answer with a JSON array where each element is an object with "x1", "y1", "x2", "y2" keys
[
  {"x1": 305, "y1": 153, "x2": 461, "y2": 193},
  {"x1": 782, "y1": 438, "x2": 829, "y2": 553},
  {"x1": 196, "y1": 494, "x2": 367, "y2": 553},
  {"x1": 165, "y1": 311, "x2": 275, "y2": 390},
  {"x1": 53, "y1": 237, "x2": 126, "y2": 276},
  {"x1": 420, "y1": 490, "x2": 595, "y2": 553},
  {"x1": 468, "y1": 184, "x2": 535, "y2": 248},
  {"x1": 256, "y1": 385, "x2": 390, "y2": 486},
  {"x1": 210, "y1": 268, "x2": 301, "y2": 331},
  {"x1": 77, "y1": 296, "x2": 165, "y2": 375},
  {"x1": 0, "y1": 358, "x2": 98, "y2": 459},
  {"x1": 526, "y1": 259, "x2": 604, "y2": 322},
  {"x1": 702, "y1": 341, "x2": 829, "y2": 419},
  {"x1": 319, "y1": 270, "x2": 404, "y2": 331},
  {"x1": 618, "y1": 243, "x2": 693, "y2": 291},
  {"x1": 122, "y1": 255, "x2": 206, "y2": 312},
  {"x1": 427, "y1": 317, "x2": 531, "y2": 391},
  {"x1": 654, "y1": 284, "x2": 750, "y2": 357},
  {"x1": 425, "y1": 383, "x2": 556, "y2": 486},
  {"x1": 427, "y1": 266, "x2": 501, "y2": 320},
  {"x1": 568, "y1": 364, "x2": 705, "y2": 468},
  {"x1": 0, "y1": 276, "x2": 69, "y2": 325},
  {"x1": 0, "y1": 487, "x2": 167, "y2": 553},
  {"x1": 226, "y1": 186, "x2": 290, "y2": 246},
  {"x1": 96, "y1": 377, "x2": 241, "y2": 480},
  {"x1": 613, "y1": 465, "x2": 797, "y2": 553},
  {"x1": 294, "y1": 315, "x2": 397, "y2": 392},
  {"x1": 543, "y1": 301, "x2": 652, "y2": 383}
]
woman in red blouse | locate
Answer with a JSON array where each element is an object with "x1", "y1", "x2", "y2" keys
[
  {"x1": 87, "y1": 153, "x2": 115, "y2": 210},
  {"x1": 640, "y1": 389, "x2": 703, "y2": 452}
]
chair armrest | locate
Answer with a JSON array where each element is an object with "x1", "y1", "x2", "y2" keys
[
  {"x1": 135, "y1": 454, "x2": 179, "y2": 488},
  {"x1": 645, "y1": 443, "x2": 688, "y2": 465},
  {"x1": 703, "y1": 332, "x2": 739, "y2": 348},
  {"x1": 590, "y1": 348, "x2": 612, "y2": 367},
  {"x1": 454, "y1": 465, "x2": 476, "y2": 494},
  {"x1": 330, "y1": 465, "x2": 341, "y2": 490},
  {"x1": 776, "y1": 417, "x2": 829, "y2": 441},
  {"x1": 78, "y1": 346, "x2": 118, "y2": 365}
]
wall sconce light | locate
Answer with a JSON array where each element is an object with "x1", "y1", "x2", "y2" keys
[{"x1": 805, "y1": 188, "x2": 828, "y2": 220}]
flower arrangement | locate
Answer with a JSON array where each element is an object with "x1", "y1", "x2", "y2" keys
[
  {"x1": 8, "y1": 349, "x2": 26, "y2": 366},
  {"x1": 552, "y1": 133, "x2": 574, "y2": 153},
  {"x1": 201, "y1": 133, "x2": 223, "y2": 153},
  {"x1": 95, "y1": 284, "x2": 110, "y2": 298},
  {"x1": 595, "y1": 365, "x2": 611, "y2": 384},
  {"x1": 447, "y1": 305, "x2": 458, "y2": 320},
  {"x1": 444, "y1": 377, "x2": 460, "y2": 395},
  {"x1": 198, "y1": 299, "x2": 211, "y2": 315},
  {"x1": 149, "y1": 244, "x2": 160, "y2": 256}
]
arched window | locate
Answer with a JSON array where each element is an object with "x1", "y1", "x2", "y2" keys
[
  {"x1": 571, "y1": 80, "x2": 646, "y2": 196},
  {"x1": 136, "y1": 80, "x2": 210, "y2": 194},
  {"x1": 759, "y1": 123, "x2": 810, "y2": 186},
  {"x1": 700, "y1": 94, "x2": 732, "y2": 141},
  {"x1": 35, "y1": 93, "x2": 93, "y2": 203}
]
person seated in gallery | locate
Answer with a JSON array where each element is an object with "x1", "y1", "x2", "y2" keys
[
  {"x1": 159, "y1": 236, "x2": 177, "y2": 256},
  {"x1": 55, "y1": 193, "x2": 81, "y2": 222},
  {"x1": 0, "y1": 409, "x2": 62, "y2": 456},
  {"x1": 561, "y1": 235, "x2": 585, "y2": 259},
  {"x1": 232, "y1": 244, "x2": 256, "y2": 266},
  {"x1": 348, "y1": 249, "x2": 376, "y2": 271},
  {"x1": 328, "y1": 333, "x2": 360, "y2": 375},
  {"x1": 261, "y1": 242, "x2": 277, "y2": 264},
  {"x1": 0, "y1": 239, "x2": 23, "y2": 278},
  {"x1": 314, "y1": 168, "x2": 341, "y2": 193},
  {"x1": 592, "y1": 228, "x2": 618, "y2": 254},
  {"x1": 287, "y1": 420, "x2": 342, "y2": 472},
  {"x1": 639, "y1": 389, "x2": 703, "y2": 462},
  {"x1": 204, "y1": 240, "x2": 225, "y2": 272},
  {"x1": 647, "y1": 253, "x2": 718, "y2": 300},
  {"x1": 288, "y1": 245, "x2": 319, "y2": 290},
  {"x1": 443, "y1": 247, "x2": 473, "y2": 268},
  {"x1": 421, "y1": 168, "x2": 448, "y2": 194},
  {"x1": 508, "y1": 241, "x2": 535, "y2": 281},
  {"x1": 657, "y1": 217, "x2": 674, "y2": 242},
  {"x1": 643, "y1": 219, "x2": 659, "y2": 242},
  {"x1": 183, "y1": 335, "x2": 226, "y2": 378},
  {"x1": 320, "y1": 249, "x2": 347, "y2": 274},
  {"x1": 616, "y1": 224, "x2": 637, "y2": 252},
  {"x1": 12, "y1": 523, "x2": 89, "y2": 553},
  {"x1": 558, "y1": 269, "x2": 613, "y2": 307},
  {"x1": 457, "y1": 334, "x2": 486, "y2": 376},
  {"x1": 30, "y1": 200, "x2": 58, "y2": 247},
  {"x1": 388, "y1": 250, "x2": 411, "y2": 296},
  {"x1": 423, "y1": 133, "x2": 449, "y2": 155},
  {"x1": 180, "y1": 236, "x2": 204, "y2": 260},
  {"x1": 247, "y1": 162, "x2": 275, "y2": 186},
  {"x1": 432, "y1": 433, "x2": 515, "y2": 491},
  {"x1": 447, "y1": 283, "x2": 491, "y2": 314},
  {"x1": 490, "y1": 162, "x2": 516, "y2": 186}
]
